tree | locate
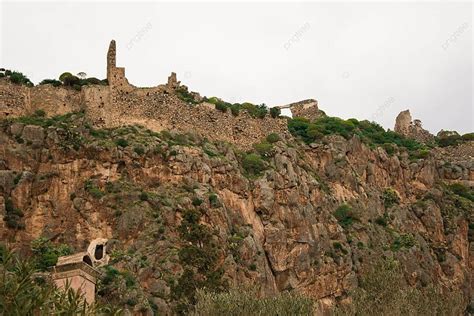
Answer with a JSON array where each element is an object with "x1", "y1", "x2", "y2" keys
[
  {"x1": 59, "y1": 72, "x2": 73, "y2": 82},
  {"x1": 77, "y1": 72, "x2": 87, "y2": 79}
]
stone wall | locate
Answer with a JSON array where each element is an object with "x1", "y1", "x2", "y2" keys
[
  {"x1": 0, "y1": 40, "x2": 307, "y2": 149},
  {"x1": 278, "y1": 99, "x2": 322, "y2": 121},
  {"x1": 0, "y1": 79, "x2": 83, "y2": 119},
  {"x1": 0, "y1": 79, "x2": 290, "y2": 149}
]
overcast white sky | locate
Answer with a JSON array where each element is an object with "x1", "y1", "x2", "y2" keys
[{"x1": 1, "y1": 1, "x2": 472, "y2": 134}]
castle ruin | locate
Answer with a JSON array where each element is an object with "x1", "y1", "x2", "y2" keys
[{"x1": 0, "y1": 40, "x2": 328, "y2": 148}]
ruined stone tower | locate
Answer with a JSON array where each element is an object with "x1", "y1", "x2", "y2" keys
[
  {"x1": 106, "y1": 40, "x2": 116, "y2": 81},
  {"x1": 106, "y1": 40, "x2": 129, "y2": 88}
]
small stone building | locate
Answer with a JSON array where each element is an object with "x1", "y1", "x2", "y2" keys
[{"x1": 52, "y1": 238, "x2": 109, "y2": 304}]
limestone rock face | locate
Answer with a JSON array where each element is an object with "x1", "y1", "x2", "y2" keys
[
  {"x1": 394, "y1": 109, "x2": 434, "y2": 143},
  {"x1": 0, "y1": 115, "x2": 472, "y2": 314}
]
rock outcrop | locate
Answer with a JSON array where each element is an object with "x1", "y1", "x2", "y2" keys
[{"x1": 394, "y1": 109, "x2": 434, "y2": 143}]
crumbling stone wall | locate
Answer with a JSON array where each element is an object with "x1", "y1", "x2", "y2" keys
[
  {"x1": 0, "y1": 79, "x2": 82, "y2": 119},
  {"x1": 0, "y1": 40, "x2": 308, "y2": 149},
  {"x1": 278, "y1": 99, "x2": 321, "y2": 121},
  {"x1": 394, "y1": 110, "x2": 434, "y2": 143}
]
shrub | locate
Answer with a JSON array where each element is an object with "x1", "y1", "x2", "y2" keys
[
  {"x1": 266, "y1": 133, "x2": 280, "y2": 143},
  {"x1": 115, "y1": 138, "x2": 128, "y2": 147},
  {"x1": 437, "y1": 134, "x2": 462, "y2": 147},
  {"x1": 84, "y1": 180, "x2": 105, "y2": 199},
  {"x1": 242, "y1": 153, "x2": 266, "y2": 176},
  {"x1": 176, "y1": 87, "x2": 198, "y2": 104},
  {"x1": 375, "y1": 215, "x2": 388, "y2": 227},
  {"x1": 448, "y1": 183, "x2": 474, "y2": 202},
  {"x1": 85, "y1": 77, "x2": 102, "y2": 85},
  {"x1": 287, "y1": 116, "x2": 427, "y2": 156},
  {"x1": 333, "y1": 204, "x2": 354, "y2": 228},
  {"x1": 411, "y1": 148, "x2": 430, "y2": 160},
  {"x1": 193, "y1": 288, "x2": 314, "y2": 316},
  {"x1": 230, "y1": 104, "x2": 240, "y2": 116},
  {"x1": 31, "y1": 237, "x2": 72, "y2": 271},
  {"x1": 3, "y1": 198, "x2": 24, "y2": 229},
  {"x1": 241, "y1": 103, "x2": 268, "y2": 119},
  {"x1": 270, "y1": 107, "x2": 281, "y2": 118},
  {"x1": 383, "y1": 188, "x2": 400, "y2": 208},
  {"x1": 253, "y1": 141, "x2": 274, "y2": 158},
  {"x1": 391, "y1": 234, "x2": 416, "y2": 251},
  {"x1": 133, "y1": 146, "x2": 145, "y2": 155},
  {"x1": 172, "y1": 210, "x2": 226, "y2": 313},
  {"x1": 9, "y1": 71, "x2": 33, "y2": 86},
  {"x1": 336, "y1": 259, "x2": 464, "y2": 315},
  {"x1": 192, "y1": 197, "x2": 203, "y2": 206},
  {"x1": 39, "y1": 79, "x2": 62, "y2": 87},
  {"x1": 209, "y1": 194, "x2": 220, "y2": 208},
  {"x1": 139, "y1": 192, "x2": 149, "y2": 201},
  {"x1": 461, "y1": 132, "x2": 474, "y2": 141},
  {"x1": 382, "y1": 143, "x2": 396, "y2": 156},
  {"x1": 34, "y1": 109, "x2": 46, "y2": 117},
  {"x1": 215, "y1": 102, "x2": 228, "y2": 112}
]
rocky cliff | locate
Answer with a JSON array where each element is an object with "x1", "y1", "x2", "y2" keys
[{"x1": 0, "y1": 110, "x2": 472, "y2": 314}]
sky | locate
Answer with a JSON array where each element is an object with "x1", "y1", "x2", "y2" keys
[{"x1": 1, "y1": 1, "x2": 472, "y2": 134}]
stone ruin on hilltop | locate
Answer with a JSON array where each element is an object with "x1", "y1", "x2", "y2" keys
[{"x1": 0, "y1": 40, "x2": 322, "y2": 149}]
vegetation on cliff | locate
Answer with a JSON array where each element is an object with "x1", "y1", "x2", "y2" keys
[{"x1": 0, "y1": 110, "x2": 472, "y2": 314}]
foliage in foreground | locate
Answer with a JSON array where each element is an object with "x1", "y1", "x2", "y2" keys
[
  {"x1": 192, "y1": 287, "x2": 314, "y2": 316},
  {"x1": 0, "y1": 244, "x2": 120, "y2": 315},
  {"x1": 336, "y1": 259, "x2": 465, "y2": 316}
]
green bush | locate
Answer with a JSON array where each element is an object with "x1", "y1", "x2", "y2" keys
[
  {"x1": 115, "y1": 138, "x2": 129, "y2": 147},
  {"x1": 375, "y1": 215, "x2": 388, "y2": 227},
  {"x1": 288, "y1": 116, "x2": 427, "y2": 156},
  {"x1": 177, "y1": 87, "x2": 198, "y2": 104},
  {"x1": 448, "y1": 183, "x2": 474, "y2": 202},
  {"x1": 39, "y1": 79, "x2": 62, "y2": 87},
  {"x1": 462, "y1": 133, "x2": 474, "y2": 141},
  {"x1": 209, "y1": 194, "x2": 220, "y2": 208},
  {"x1": 31, "y1": 237, "x2": 72, "y2": 271},
  {"x1": 266, "y1": 133, "x2": 280, "y2": 143},
  {"x1": 333, "y1": 204, "x2": 354, "y2": 228},
  {"x1": 253, "y1": 141, "x2": 274, "y2": 157},
  {"x1": 34, "y1": 109, "x2": 46, "y2": 117},
  {"x1": 382, "y1": 143, "x2": 397, "y2": 156},
  {"x1": 383, "y1": 188, "x2": 400, "y2": 208},
  {"x1": 241, "y1": 103, "x2": 268, "y2": 119},
  {"x1": 215, "y1": 102, "x2": 228, "y2": 112},
  {"x1": 230, "y1": 104, "x2": 240, "y2": 116},
  {"x1": 9, "y1": 71, "x2": 33, "y2": 86},
  {"x1": 59, "y1": 72, "x2": 73, "y2": 82},
  {"x1": 84, "y1": 180, "x2": 105, "y2": 199},
  {"x1": 134, "y1": 146, "x2": 145, "y2": 155},
  {"x1": 242, "y1": 153, "x2": 266, "y2": 176},
  {"x1": 139, "y1": 191, "x2": 149, "y2": 201},
  {"x1": 192, "y1": 197, "x2": 203, "y2": 206},
  {"x1": 391, "y1": 234, "x2": 416, "y2": 251},
  {"x1": 270, "y1": 107, "x2": 281, "y2": 118},
  {"x1": 172, "y1": 210, "x2": 226, "y2": 313},
  {"x1": 3, "y1": 198, "x2": 24, "y2": 229}
]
